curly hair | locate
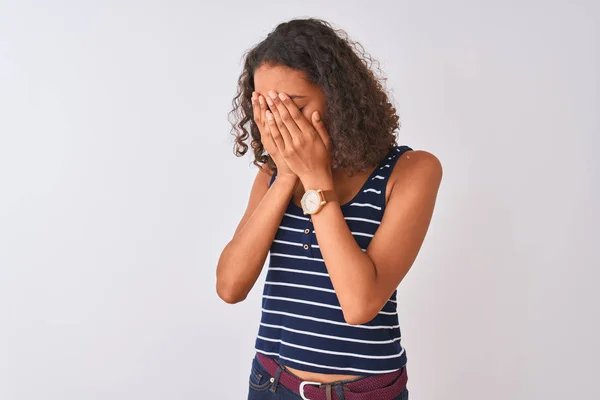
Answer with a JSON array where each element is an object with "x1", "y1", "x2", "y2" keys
[{"x1": 228, "y1": 18, "x2": 400, "y2": 176}]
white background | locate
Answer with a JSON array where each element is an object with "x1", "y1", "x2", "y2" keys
[{"x1": 1, "y1": 1, "x2": 598, "y2": 399}]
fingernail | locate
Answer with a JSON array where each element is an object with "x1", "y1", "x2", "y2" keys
[
  {"x1": 267, "y1": 111, "x2": 273, "y2": 120},
  {"x1": 266, "y1": 97, "x2": 274, "y2": 106},
  {"x1": 278, "y1": 93, "x2": 286, "y2": 100},
  {"x1": 314, "y1": 111, "x2": 321, "y2": 121},
  {"x1": 269, "y1": 91, "x2": 277, "y2": 99},
  {"x1": 259, "y1": 96, "x2": 264, "y2": 105}
]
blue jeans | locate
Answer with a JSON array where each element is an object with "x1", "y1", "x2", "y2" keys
[{"x1": 247, "y1": 354, "x2": 409, "y2": 400}]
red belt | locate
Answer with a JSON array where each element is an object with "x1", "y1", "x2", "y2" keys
[{"x1": 256, "y1": 353, "x2": 407, "y2": 400}]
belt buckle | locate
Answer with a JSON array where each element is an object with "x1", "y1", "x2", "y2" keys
[{"x1": 299, "y1": 380, "x2": 321, "y2": 400}]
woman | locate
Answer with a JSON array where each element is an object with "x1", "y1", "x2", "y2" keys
[{"x1": 217, "y1": 18, "x2": 442, "y2": 400}]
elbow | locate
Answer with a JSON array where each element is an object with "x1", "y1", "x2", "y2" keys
[
  {"x1": 216, "y1": 281, "x2": 248, "y2": 304},
  {"x1": 219, "y1": 293, "x2": 246, "y2": 305},
  {"x1": 215, "y1": 266, "x2": 248, "y2": 304},
  {"x1": 342, "y1": 304, "x2": 378, "y2": 326},
  {"x1": 216, "y1": 249, "x2": 249, "y2": 304}
]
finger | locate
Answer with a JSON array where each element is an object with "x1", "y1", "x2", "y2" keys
[
  {"x1": 312, "y1": 111, "x2": 331, "y2": 151},
  {"x1": 266, "y1": 109, "x2": 286, "y2": 152},
  {"x1": 251, "y1": 91, "x2": 261, "y2": 125},
  {"x1": 269, "y1": 91, "x2": 303, "y2": 142},
  {"x1": 260, "y1": 113, "x2": 275, "y2": 149},
  {"x1": 277, "y1": 92, "x2": 314, "y2": 137},
  {"x1": 266, "y1": 91, "x2": 293, "y2": 147},
  {"x1": 258, "y1": 95, "x2": 269, "y2": 128},
  {"x1": 257, "y1": 95, "x2": 277, "y2": 154},
  {"x1": 256, "y1": 95, "x2": 269, "y2": 139},
  {"x1": 258, "y1": 94, "x2": 275, "y2": 143}
]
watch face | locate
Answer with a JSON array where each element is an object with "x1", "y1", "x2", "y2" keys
[{"x1": 301, "y1": 190, "x2": 321, "y2": 213}]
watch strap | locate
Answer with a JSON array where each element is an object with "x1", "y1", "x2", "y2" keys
[{"x1": 319, "y1": 189, "x2": 338, "y2": 204}]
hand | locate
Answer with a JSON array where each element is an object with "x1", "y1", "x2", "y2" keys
[
  {"x1": 252, "y1": 91, "x2": 297, "y2": 181},
  {"x1": 264, "y1": 90, "x2": 332, "y2": 186}
]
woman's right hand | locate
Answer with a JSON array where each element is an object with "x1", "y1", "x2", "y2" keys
[{"x1": 252, "y1": 91, "x2": 297, "y2": 181}]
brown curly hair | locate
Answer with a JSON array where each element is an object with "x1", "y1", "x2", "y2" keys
[{"x1": 228, "y1": 18, "x2": 401, "y2": 176}]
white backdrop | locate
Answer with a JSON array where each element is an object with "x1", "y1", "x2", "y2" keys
[{"x1": 1, "y1": 1, "x2": 598, "y2": 399}]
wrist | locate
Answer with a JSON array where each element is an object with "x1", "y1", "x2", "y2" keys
[
  {"x1": 300, "y1": 170, "x2": 334, "y2": 191},
  {"x1": 273, "y1": 174, "x2": 299, "y2": 190}
]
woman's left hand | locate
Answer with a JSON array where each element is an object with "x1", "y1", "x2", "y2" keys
[{"x1": 264, "y1": 90, "x2": 332, "y2": 186}]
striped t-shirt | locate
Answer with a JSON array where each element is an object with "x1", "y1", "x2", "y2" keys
[{"x1": 254, "y1": 145, "x2": 413, "y2": 375}]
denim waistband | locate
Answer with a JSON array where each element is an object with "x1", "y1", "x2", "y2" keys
[{"x1": 256, "y1": 353, "x2": 407, "y2": 400}]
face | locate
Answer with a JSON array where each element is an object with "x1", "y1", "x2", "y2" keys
[{"x1": 253, "y1": 63, "x2": 326, "y2": 127}]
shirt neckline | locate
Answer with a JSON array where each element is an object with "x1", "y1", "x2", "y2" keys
[{"x1": 288, "y1": 146, "x2": 396, "y2": 213}]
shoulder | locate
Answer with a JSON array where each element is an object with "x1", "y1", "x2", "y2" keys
[
  {"x1": 390, "y1": 148, "x2": 443, "y2": 193},
  {"x1": 397, "y1": 149, "x2": 442, "y2": 176}
]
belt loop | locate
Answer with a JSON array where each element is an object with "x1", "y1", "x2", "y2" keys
[
  {"x1": 333, "y1": 383, "x2": 345, "y2": 400},
  {"x1": 269, "y1": 364, "x2": 283, "y2": 393},
  {"x1": 325, "y1": 383, "x2": 332, "y2": 400}
]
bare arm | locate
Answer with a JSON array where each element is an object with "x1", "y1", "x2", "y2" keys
[
  {"x1": 216, "y1": 168, "x2": 298, "y2": 304},
  {"x1": 305, "y1": 151, "x2": 443, "y2": 324}
]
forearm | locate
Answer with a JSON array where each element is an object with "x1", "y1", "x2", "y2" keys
[
  {"x1": 311, "y1": 203, "x2": 379, "y2": 322},
  {"x1": 216, "y1": 176, "x2": 298, "y2": 303},
  {"x1": 303, "y1": 175, "x2": 379, "y2": 324}
]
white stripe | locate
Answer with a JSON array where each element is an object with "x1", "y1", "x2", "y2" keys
[
  {"x1": 257, "y1": 335, "x2": 279, "y2": 342},
  {"x1": 349, "y1": 203, "x2": 382, "y2": 211},
  {"x1": 264, "y1": 295, "x2": 396, "y2": 316},
  {"x1": 262, "y1": 309, "x2": 400, "y2": 330},
  {"x1": 273, "y1": 240, "x2": 321, "y2": 249},
  {"x1": 260, "y1": 323, "x2": 402, "y2": 344},
  {"x1": 276, "y1": 230, "x2": 373, "y2": 240},
  {"x1": 270, "y1": 253, "x2": 323, "y2": 262},
  {"x1": 284, "y1": 245, "x2": 364, "y2": 252},
  {"x1": 284, "y1": 213, "x2": 309, "y2": 221},
  {"x1": 371, "y1": 175, "x2": 385, "y2": 180},
  {"x1": 279, "y1": 218, "x2": 379, "y2": 236},
  {"x1": 363, "y1": 188, "x2": 382, "y2": 194},
  {"x1": 254, "y1": 349, "x2": 403, "y2": 374},
  {"x1": 380, "y1": 164, "x2": 390, "y2": 169},
  {"x1": 268, "y1": 267, "x2": 329, "y2": 277},
  {"x1": 344, "y1": 217, "x2": 380, "y2": 225},
  {"x1": 256, "y1": 349, "x2": 279, "y2": 357},
  {"x1": 273, "y1": 239, "x2": 303, "y2": 247},
  {"x1": 265, "y1": 281, "x2": 336, "y2": 293},
  {"x1": 257, "y1": 336, "x2": 403, "y2": 359},
  {"x1": 351, "y1": 231, "x2": 375, "y2": 238},
  {"x1": 278, "y1": 226, "x2": 305, "y2": 233}
]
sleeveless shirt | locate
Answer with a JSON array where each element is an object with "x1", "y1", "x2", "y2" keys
[{"x1": 254, "y1": 145, "x2": 413, "y2": 375}]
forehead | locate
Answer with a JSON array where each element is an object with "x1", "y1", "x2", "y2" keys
[{"x1": 253, "y1": 63, "x2": 311, "y2": 94}]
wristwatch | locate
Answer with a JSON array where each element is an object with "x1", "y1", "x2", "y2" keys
[{"x1": 300, "y1": 189, "x2": 338, "y2": 215}]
